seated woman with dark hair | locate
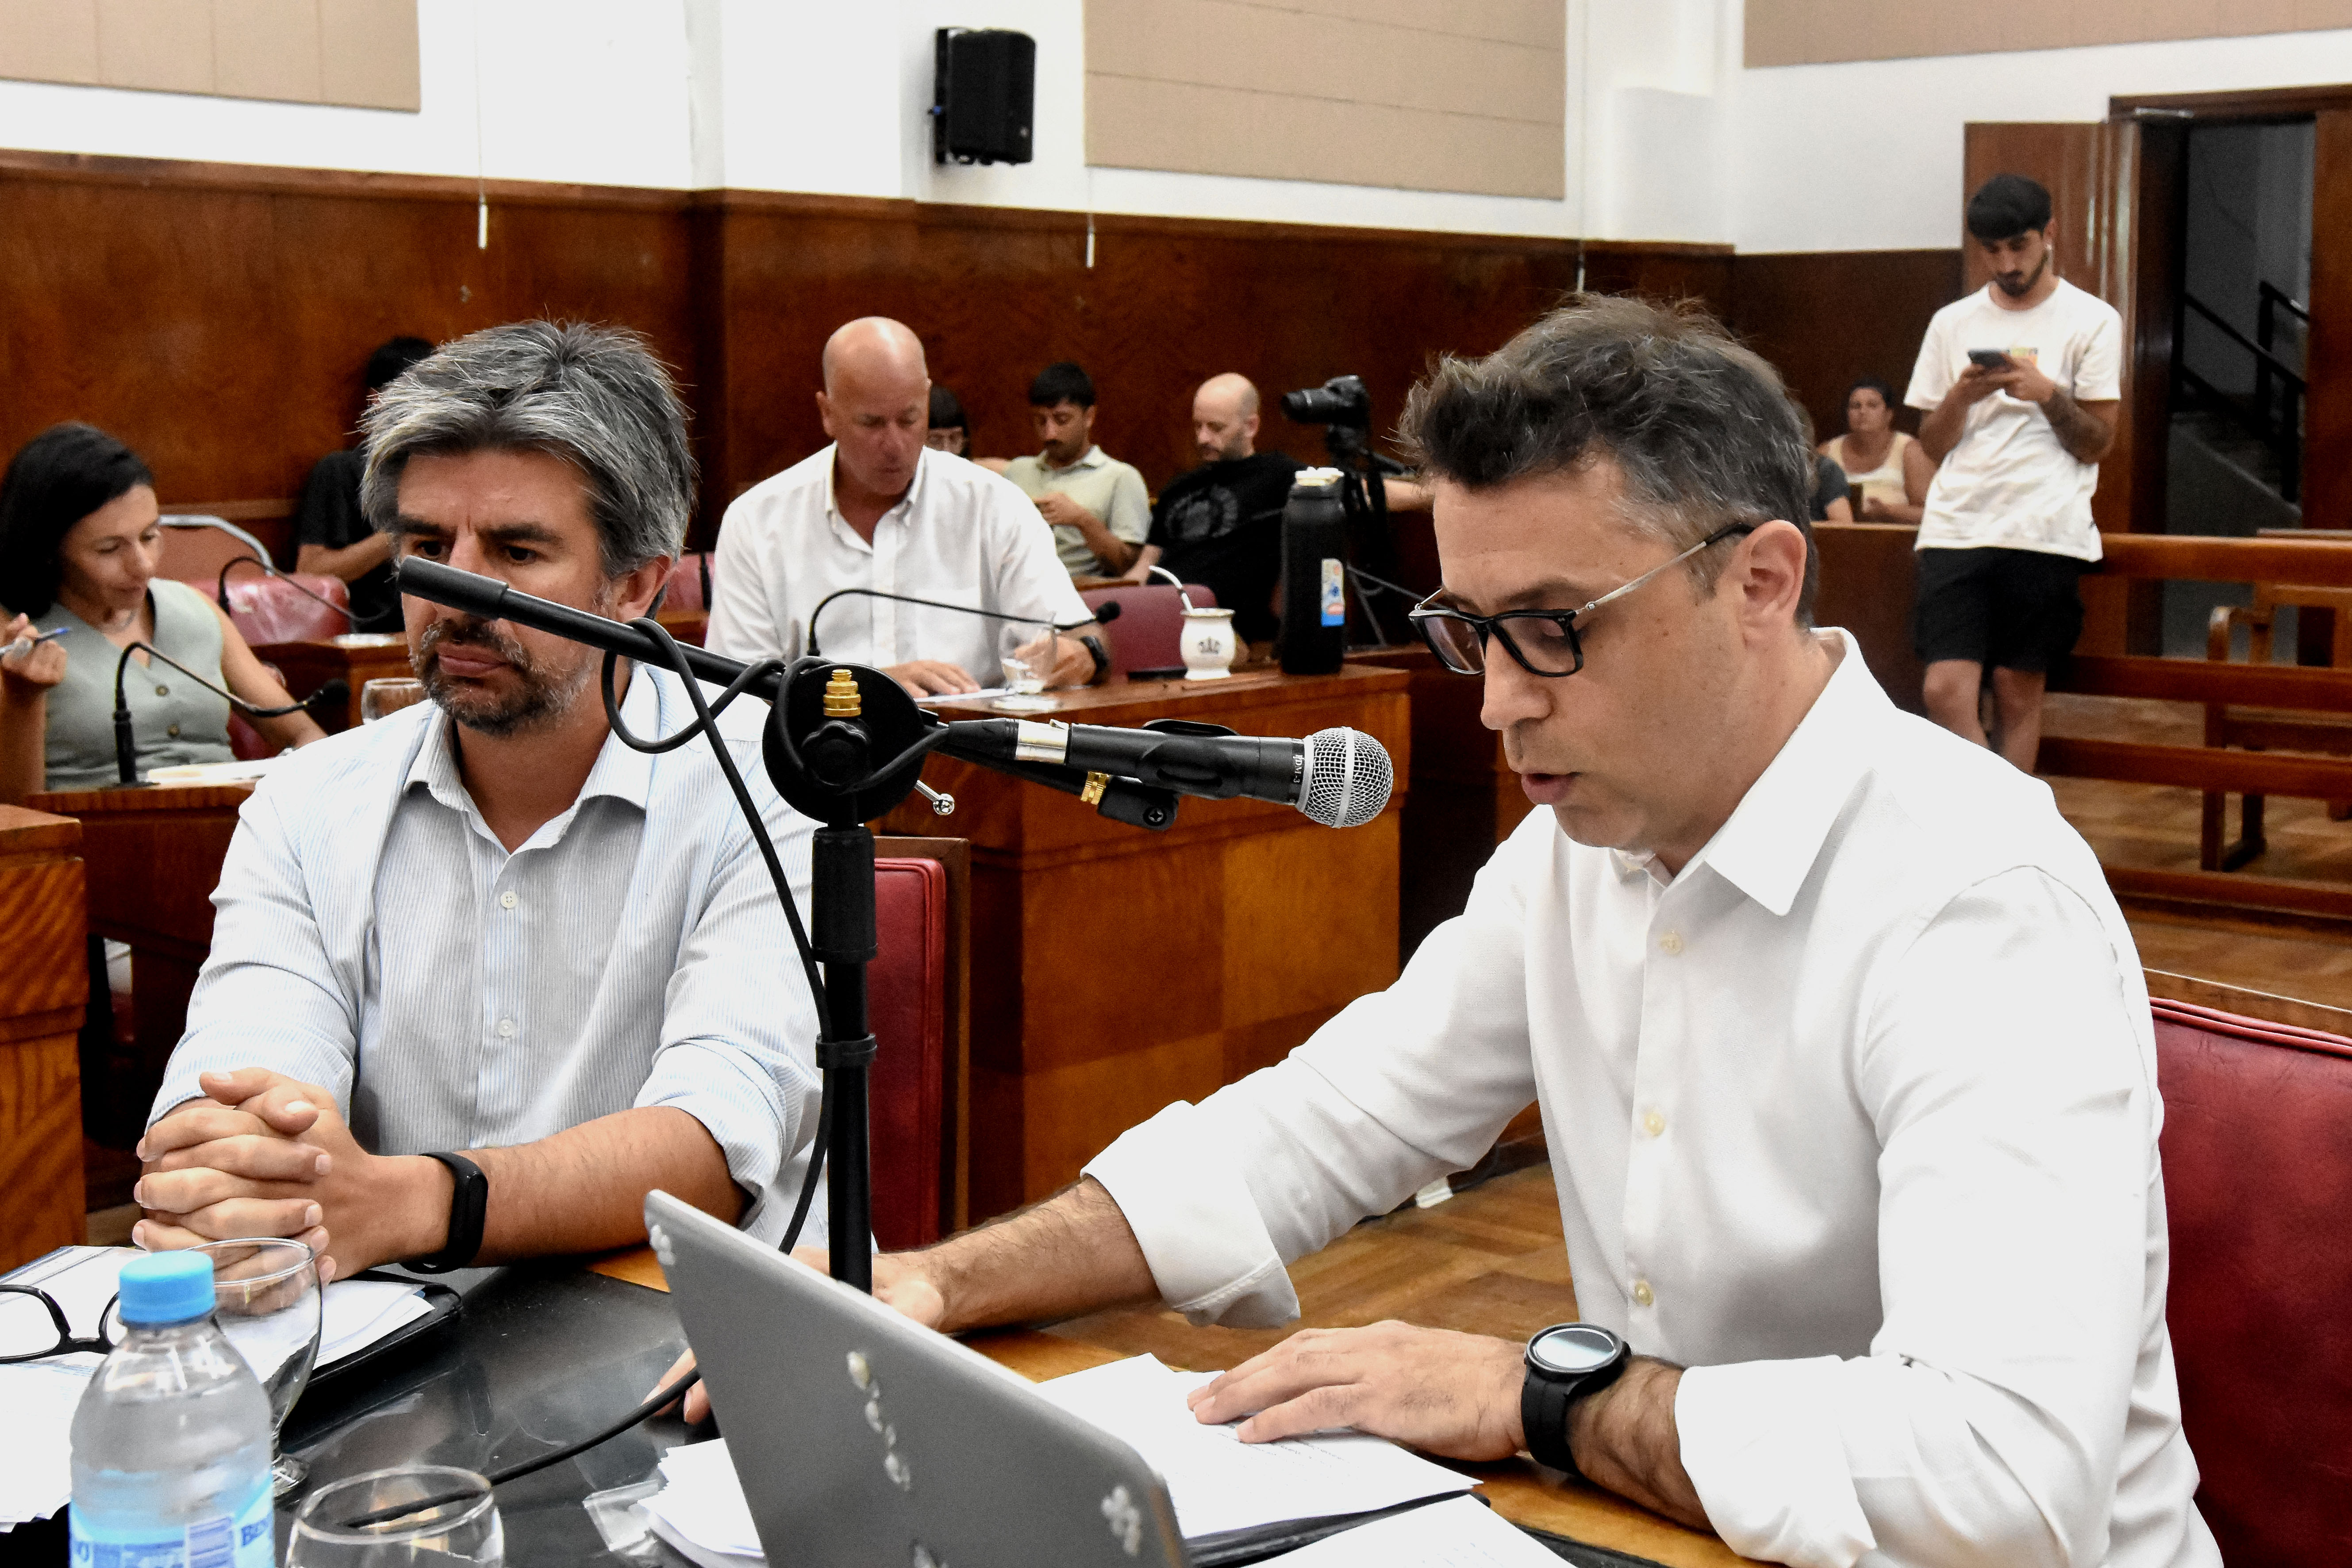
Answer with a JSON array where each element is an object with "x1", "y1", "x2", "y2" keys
[
  {"x1": 1823, "y1": 375, "x2": 1932, "y2": 523},
  {"x1": 0, "y1": 423, "x2": 326, "y2": 806}
]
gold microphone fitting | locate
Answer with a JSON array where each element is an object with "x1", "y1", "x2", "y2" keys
[{"x1": 822, "y1": 668, "x2": 862, "y2": 718}]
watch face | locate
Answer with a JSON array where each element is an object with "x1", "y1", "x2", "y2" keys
[{"x1": 1530, "y1": 1324, "x2": 1621, "y2": 1376}]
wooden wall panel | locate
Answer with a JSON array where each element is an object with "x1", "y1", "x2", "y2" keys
[
  {"x1": 1728, "y1": 249, "x2": 1962, "y2": 442},
  {"x1": 2306, "y1": 110, "x2": 2352, "y2": 534},
  {"x1": 0, "y1": 806, "x2": 88, "y2": 1270}
]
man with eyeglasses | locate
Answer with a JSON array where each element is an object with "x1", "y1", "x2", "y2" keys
[{"x1": 669, "y1": 297, "x2": 2214, "y2": 1568}]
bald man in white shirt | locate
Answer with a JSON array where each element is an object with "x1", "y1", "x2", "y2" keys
[
  {"x1": 705, "y1": 318, "x2": 1104, "y2": 698},
  {"x1": 675, "y1": 298, "x2": 2216, "y2": 1568}
]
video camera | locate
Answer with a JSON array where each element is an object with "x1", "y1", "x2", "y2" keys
[{"x1": 1280, "y1": 374, "x2": 1373, "y2": 430}]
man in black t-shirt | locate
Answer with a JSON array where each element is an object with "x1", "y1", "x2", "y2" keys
[
  {"x1": 294, "y1": 336, "x2": 434, "y2": 631},
  {"x1": 1126, "y1": 373, "x2": 1299, "y2": 644}
]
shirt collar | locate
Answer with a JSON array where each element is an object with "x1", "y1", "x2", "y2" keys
[
  {"x1": 404, "y1": 662, "x2": 664, "y2": 830},
  {"x1": 1043, "y1": 444, "x2": 1107, "y2": 473},
  {"x1": 1680, "y1": 631, "x2": 1885, "y2": 917},
  {"x1": 822, "y1": 446, "x2": 928, "y2": 545}
]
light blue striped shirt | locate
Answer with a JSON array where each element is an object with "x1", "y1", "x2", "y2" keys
[{"x1": 150, "y1": 664, "x2": 826, "y2": 1245}]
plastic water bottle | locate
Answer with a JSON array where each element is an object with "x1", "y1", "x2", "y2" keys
[{"x1": 70, "y1": 1251, "x2": 276, "y2": 1567}]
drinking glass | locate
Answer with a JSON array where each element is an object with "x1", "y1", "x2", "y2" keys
[
  {"x1": 361, "y1": 678, "x2": 428, "y2": 723},
  {"x1": 993, "y1": 622, "x2": 1060, "y2": 713},
  {"x1": 198, "y1": 1238, "x2": 323, "y2": 1496},
  {"x1": 288, "y1": 1466, "x2": 503, "y2": 1567}
]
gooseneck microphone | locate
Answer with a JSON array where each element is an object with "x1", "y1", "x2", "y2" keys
[
  {"x1": 806, "y1": 586, "x2": 1115, "y2": 656},
  {"x1": 112, "y1": 641, "x2": 345, "y2": 785},
  {"x1": 936, "y1": 718, "x2": 1391, "y2": 828}
]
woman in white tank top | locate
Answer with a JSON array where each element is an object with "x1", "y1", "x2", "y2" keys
[{"x1": 1822, "y1": 377, "x2": 1934, "y2": 523}]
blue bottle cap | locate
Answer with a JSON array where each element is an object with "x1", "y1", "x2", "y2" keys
[{"x1": 118, "y1": 1252, "x2": 215, "y2": 1325}]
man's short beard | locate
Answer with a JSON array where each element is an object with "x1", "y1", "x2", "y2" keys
[
  {"x1": 1994, "y1": 249, "x2": 2049, "y2": 297},
  {"x1": 414, "y1": 584, "x2": 611, "y2": 738}
]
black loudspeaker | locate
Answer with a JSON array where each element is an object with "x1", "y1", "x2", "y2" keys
[{"x1": 932, "y1": 28, "x2": 1035, "y2": 166}]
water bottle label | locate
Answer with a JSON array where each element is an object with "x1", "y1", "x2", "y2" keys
[
  {"x1": 1319, "y1": 559, "x2": 1344, "y2": 626},
  {"x1": 71, "y1": 1479, "x2": 274, "y2": 1568}
]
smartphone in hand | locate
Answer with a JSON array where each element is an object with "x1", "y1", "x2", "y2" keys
[{"x1": 1966, "y1": 348, "x2": 2014, "y2": 370}]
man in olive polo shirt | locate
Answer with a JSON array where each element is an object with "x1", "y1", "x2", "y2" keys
[{"x1": 999, "y1": 361, "x2": 1151, "y2": 578}]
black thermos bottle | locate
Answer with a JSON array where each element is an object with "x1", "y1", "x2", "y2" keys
[{"x1": 1280, "y1": 468, "x2": 1347, "y2": 674}]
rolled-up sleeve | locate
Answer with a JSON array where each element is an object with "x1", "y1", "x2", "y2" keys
[
  {"x1": 638, "y1": 750, "x2": 820, "y2": 1212},
  {"x1": 151, "y1": 783, "x2": 361, "y2": 1123},
  {"x1": 1085, "y1": 819, "x2": 1544, "y2": 1325},
  {"x1": 1677, "y1": 869, "x2": 2157, "y2": 1568}
]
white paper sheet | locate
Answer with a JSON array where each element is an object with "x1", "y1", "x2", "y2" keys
[
  {"x1": 642, "y1": 1439, "x2": 764, "y2": 1559},
  {"x1": 911, "y1": 685, "x2": 1015, "y2": 705},
  {"x1": 1257, "y1": 1495, "x2": 1564, "y2": 1566},
  {"x1": 1030, "y1": 1354, "x2": 1476, "y2": 1540},
  {"x1": 0, "y1": 1248, "x2": 432, "y2": 1532}
]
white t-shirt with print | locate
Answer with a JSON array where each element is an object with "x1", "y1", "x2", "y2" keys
[{"x1": 1905, "y1": 278, "x2": 2124, "y2": 561}]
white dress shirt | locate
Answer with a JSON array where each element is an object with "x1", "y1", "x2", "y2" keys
[
  {"x1": 150, "y1": 665, "x2": 829, "y2": 1245},
  {"x1": 1085, "y1": 637, "x2": 2216, "y2": 1568},
  {"x1": 705, "y1": 445, "x2": 1091, "y2": 683}
]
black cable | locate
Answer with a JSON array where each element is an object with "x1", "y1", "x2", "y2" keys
[
  {"x1": 215, "y1": 554, "x2": 354, "y2": 625},
  {"x1": 112, "y1": 640, "x2": 325, "y2": 719}
]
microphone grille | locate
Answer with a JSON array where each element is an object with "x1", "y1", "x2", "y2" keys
[{"x1": 1300, "y1": 727, "x2": 1393, "y2": 829}]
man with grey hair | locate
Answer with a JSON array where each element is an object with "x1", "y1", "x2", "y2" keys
[
  {"x1": 676, "y1": 296, "x2": 2214, "y2": 1568},
  {"x1": 132, "y1": 320, "x2": 827, "y2": 1282},
  {"x1": 707, "y1": 316, "x2": 1105, "y2": 697}
]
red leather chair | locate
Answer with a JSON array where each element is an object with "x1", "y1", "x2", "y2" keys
[
  {"x1": 1079, "y1": 582, "x2": 1217, "y2": 679},
  {"x1": 170, "y1": 569, "x2": 351, "y2": 760},
  {"x1": 663, "y1": 551, "x2": 714, "y2": 614},
  {"x1": 2153, "y1": 995, "x2": 2352, "y2": 1565},
  {"x1": 867, "y1": 856, "x2": 950, "y2": 1250}
]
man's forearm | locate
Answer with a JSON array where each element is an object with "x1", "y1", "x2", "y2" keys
[
  {"x1": 1569, "y1": 1357, "x2": 1708, "y2": 1530},
  {"x1": 1917, "y1": 396, "x2": 1969, "y2": 462},
  {"x1": 920, "y1": 1176, "x2": 1158, "y2": 1332},
  {"x1": 296, "y1": 534, "x2": 394, "y2": 583},
  {"x1": 2039, "y1": 390, "x2": 2116, "y2": 463},
  {"x1": 1073, "y1": 513, "x2": 1140, "y2": 575},
  {"x1": 463, "y1": 1105, "x2": 743, "y2": 1264}
]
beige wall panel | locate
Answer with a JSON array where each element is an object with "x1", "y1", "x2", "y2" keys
[
  {"x1": 1282, "y1": 0, "x2": 1563, "y2": 48},
  {"x1": 1087, "y1": 73, "x2": 1561, "y2": 198},
  {"x1": 213, "y1": 0, "x2": 321, "y2": 104},
  {"x1": 320, "y1": 0, "x2": 420, "y2": 111},
  {"x1": 98, "y1": 0, "x2": 214, "y2": 94},
  {"x1": 1750, "y1": 0, "x2": 2352, "y2": 64},
  {"x1": 1092, "y1": 0, "x2": 1554, "y2": 125},
  {"x1": 0, "y1": 0, "x2": 101, "y2": 84}
]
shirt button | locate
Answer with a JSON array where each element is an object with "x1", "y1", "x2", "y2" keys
[
  {"x1": 1632, "y1": 1280, "x2": 1655, "y2": 1307},
  {"x1": 496, "y1": 1018, "x2": 516, "y2": 1038},
  {"x1": 165, "y1": 723, "x2": 181, "y2": 738},
  {"x1": 500, "y1": 891, "x2": 518, "y2": 909},
  {"x1": 155, "y1": 684, "x2": 170, "y2": 697},
  {"x1": 1642, "y1": 1110, "x2": 1665, "y2": 1138},
  {"x1": 1657, "y1": 930, "x2": 1683, "y2": 955}
]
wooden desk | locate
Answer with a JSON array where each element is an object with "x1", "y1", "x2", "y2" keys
[
  {"x1": 875, "y1": 667, "x2": 1411, "y2": 1218},
  {"x1": 589, "y1": 1162, "x2": 1749, "y2": 1567},
  {"x1": 0, "y1": 807, "x2": 90, "y2": 1270},
  {"x1": 1347, "y1": 646, "x2": 1533, "y2": 960},
  {"x1": 25, "y1": 782, "x2": 252, "y2": 1143},
  {"x1": 255, "y1": 632, "x2": 411, "y2": 731}
]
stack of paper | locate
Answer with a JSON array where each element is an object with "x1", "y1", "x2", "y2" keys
[
  {"x1": 640, "y1": 1440, "x2": 762, "y2": 1568},
  {"x1": 0, "y1": 1247, "x2": 434, "y2": 1533},
  {"x1": 1259, "y1": 1495, "x2": 1565, "y2": 1566},
  {"x1": 1031, "y1": 1354, "x2": 1477, "y2": 1540}
]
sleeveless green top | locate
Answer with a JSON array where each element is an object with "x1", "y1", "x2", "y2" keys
[{"x1": 16, "y1": 579, "x2": 235, "y2": 789}]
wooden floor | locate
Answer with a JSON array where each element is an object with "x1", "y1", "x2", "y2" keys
[{"x1": 2042, "y1": 694, "x2": 2352, "y2": 1009}]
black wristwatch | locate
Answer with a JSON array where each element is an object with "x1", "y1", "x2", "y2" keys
[
  {"x1": 408, "y1": 1151, "x2": 488, "y2": 1274},
  {"x1": 1078, "y1": 634, "x2": 1110, "y2": 684},
  {"x1": 1522, "y1": 1322, "x2": 1629, "y2": 1477}
]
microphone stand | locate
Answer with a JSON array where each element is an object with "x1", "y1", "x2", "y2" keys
[
  {"x1": 216, "y1": 554, "x2": 355, "y2": 627},
  {"x1": 111, "y1": 640, "x2": 339, "y2": 785}
]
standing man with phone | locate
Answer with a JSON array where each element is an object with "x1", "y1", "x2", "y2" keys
[{"x1": 1907, "y1": 173, "x2": 2122, "y2": 768}]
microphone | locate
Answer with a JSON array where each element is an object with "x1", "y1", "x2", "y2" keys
[
  {"x1": 807, "y1": 587, "x2": 1115, "y2": 655},
  {"x1": 216, "y1": 555, "x2": 355, "y2": 626},
  {"x1": 936, "y1": 717, "x2": 1392, "y2": 828},
  {"x1": 112, "y1": 642, "x2": 345, "y2": 785}
]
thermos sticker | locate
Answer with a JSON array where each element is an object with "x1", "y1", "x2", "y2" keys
[{"x1": 1319, "y1": 559, "x2": 1344, "y2": 626}]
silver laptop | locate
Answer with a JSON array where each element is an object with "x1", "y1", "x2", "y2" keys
[{"x1": 647, "y1": 1192, "x2": 1188, "y2": 1567}]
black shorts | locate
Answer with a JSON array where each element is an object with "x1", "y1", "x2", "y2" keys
[{"x1": 1912, "y1": 546, "x2": 2087, "y2": 674}]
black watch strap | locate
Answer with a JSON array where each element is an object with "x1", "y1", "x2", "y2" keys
[
  {"x1": 408, "y1": 1151, "x2": 488, "y2": 1274},
  {"x1": 1522, "y1": 1324, "x2": 1629, "y2": 1477},
  {"x1": 1079, "y1": 634, "x2": 1110, "y2": 684}
]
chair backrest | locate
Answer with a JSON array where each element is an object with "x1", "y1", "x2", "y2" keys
[
  {"x1": 869, "y1": 857, "x2": 950, "y2": 1249},
  {"x1": 662, "y1": 551, "x2": 714, "y2": 614},
  {"x1": 2152, "y1": 995, "x2": 2352, "y2": 1565},
  {"x1": 1079, "y1": 582, "x2": 1217, "y2": 679},
  {"x1": 196, "y1": 570, "x2": 352, "y2": 646},
  {"x1": 157, "y1": 516, "x2": 277, "y2": 584}
]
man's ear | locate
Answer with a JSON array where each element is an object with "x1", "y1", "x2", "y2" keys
[
  {"x1": 615, "y1": 556, "x2": 673, "y2": 623},
  {"x1": 1737, "y1": 520, "x2": 1810, "y2": 634},
  {"x1": 816, "y1": 390, "x2": 837, "y2": 440}
]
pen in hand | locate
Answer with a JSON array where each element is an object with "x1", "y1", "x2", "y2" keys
[{"x1": 3, "y1": 626, "x2": 68, "y2": 661}]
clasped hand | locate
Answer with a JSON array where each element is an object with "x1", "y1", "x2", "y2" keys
[
  {"x1": 136, "y1": 1067, "x2": 429, "y2": 1282},
  {"x1": 1957, "y1": 357, "x2": 2059, "y2": 406}
]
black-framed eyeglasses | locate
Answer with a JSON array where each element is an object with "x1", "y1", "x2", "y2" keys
[
  {"x1": 0, "y1": 1284, "x2": 119, "y2": 1364},
  {"x1": 1407, "y1": 522, "x2": 1759, "y2": 678}
]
